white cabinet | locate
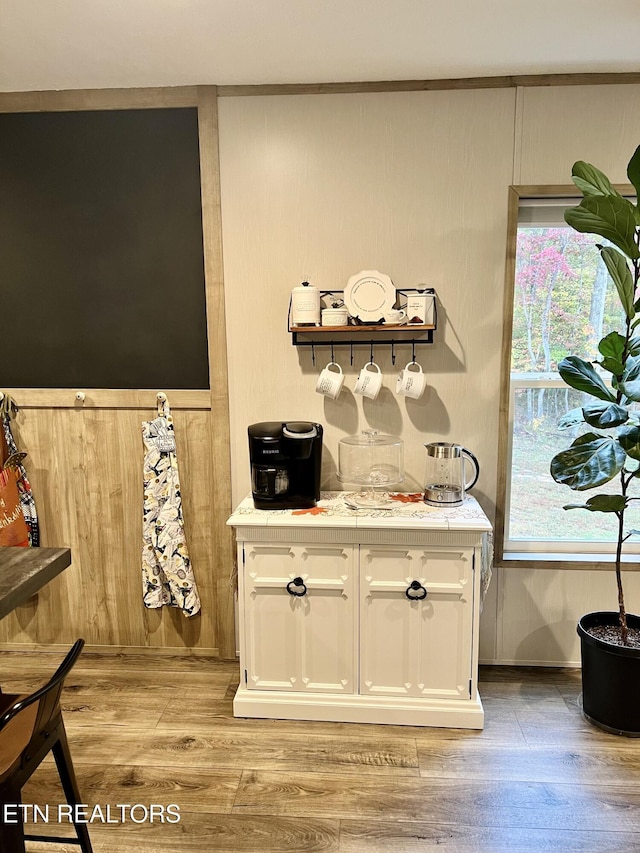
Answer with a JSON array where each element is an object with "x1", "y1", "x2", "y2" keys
[
  {"x1": 229, "y1": 493, "x2": 491, "y2": 729},
  {"x1": 243, "y1": 543, "x2": 356, "y2": 694},
  {"x1": 360, "y1": 545, "x2": 473, "y2": 701}
]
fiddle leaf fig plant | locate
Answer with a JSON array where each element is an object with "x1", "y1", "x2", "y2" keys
[{"x1": 551, "y1": 144, "x2": 640, "y2": 645}]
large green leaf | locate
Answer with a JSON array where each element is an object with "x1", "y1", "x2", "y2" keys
[
  {"x1": 564, "y1": 494, "x2": 628, "y2": 512},
  {"x1": 565, "y1": 196, "x2": 640, "y2": 260},
  {"x1": 618, "y1": 425, "x2": 640, "y2": 460},
  {"x1": 599, "y1": 331, "x2": 626, "y2": 360},
  {"x1": 582, "y1": 402, "x2": 628, "y2": 428},
  {"x1": 619, "y1": 379, "x2": 640, "y2": 402},
  {"x1": 558, "y1": 356, "x2": 616, "y2": 402},
  {"x1": 601, "y1": 357, "x2": 625, "y2": 378},
  {"x1": 550, "y1": 433, "x2": 625, "y2": 490},
  {"x1": 628, "y1": 336, "x2": 640, "y2": 356},
  {"x1": 598, "y1": 246, "x2": 635, "y2": 319},
  {"x1": 627, "y1": 144, "x2": 640, "y2": 202},
  {"x1": 558, "y1": 407, "x2": 584, "y2": 430},
  {"x1": 572, "y1": 161, "x2": 623, "y2": 198},
  {"x1": 623, "y1": 355, "x2": 640, "y2": 382},
  {"x1": 598, "y1": 331, "x2": 626, "y2": 377}
]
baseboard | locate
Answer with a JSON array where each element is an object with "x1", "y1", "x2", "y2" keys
[
  {"x1": 479, "y1": 657, "x2": 581, "y2": 668},
  {"x1": 0, "y1": 642, "x2": 221, "y2": 657},
  {"x1": 233, "y1": 686, "x2": 485, "y2": 729}
]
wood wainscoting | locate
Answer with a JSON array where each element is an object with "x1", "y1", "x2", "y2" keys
[
  {"x1": 0, "y1": 86, "x2": 236, "y2": 659},
  {"x1": 0, "y1": 389, "x2": 232, "y2": 656}
]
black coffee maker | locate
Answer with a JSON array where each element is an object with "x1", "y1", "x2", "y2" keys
[{"x1": 248, "y1": 421, "x2": 323, "y2": 510}]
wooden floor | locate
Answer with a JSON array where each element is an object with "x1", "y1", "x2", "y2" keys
[{"x1": 3, "y1": 650, "x2": 640, "y2": 852}]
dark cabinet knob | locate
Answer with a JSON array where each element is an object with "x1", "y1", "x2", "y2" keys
[
  {"x1": 286, "y1": 576, "x2": 307, "y2": 597},
  {"x1": 405, "y1": 580, "x2": 427, "y2": 600}
]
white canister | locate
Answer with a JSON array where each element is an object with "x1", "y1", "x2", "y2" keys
[
  {"x1": 407, "y1": 288, "x2": 435, "y2": 325},
  {"x1": 321, "y1": 308, "x2": 349, "y2": 326},
  {"x1": 291, "y1": 281, "x2": 321, "y2": 326}
]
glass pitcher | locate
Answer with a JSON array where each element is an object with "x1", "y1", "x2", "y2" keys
[{"x1": 423, "y1": 442, "x2": 479, "y2": 505}]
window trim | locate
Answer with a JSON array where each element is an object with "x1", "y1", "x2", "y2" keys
[{"x1": 495, "y1": 183, "x2": 639, "y2": 570}]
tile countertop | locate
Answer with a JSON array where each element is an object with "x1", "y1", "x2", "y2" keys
[{"x1": 227, "y1": 491, "x2": 492, "y2": 532}]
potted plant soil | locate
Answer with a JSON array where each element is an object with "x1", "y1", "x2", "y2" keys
[{"x1": 550, "y1": 143, "x2": 640, "y2": 735}]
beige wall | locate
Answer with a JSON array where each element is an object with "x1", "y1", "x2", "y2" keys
[
  {"x1": 518, "y1": 83, "x2": 640, "y2": 185},
  {"x1": 218, "y1": 87, "x2": 515, "y2": 506},
  {"x1": 218, "y1": 81, "x2": 640, "y2": 665}
]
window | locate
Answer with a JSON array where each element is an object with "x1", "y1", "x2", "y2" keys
[{"x1": 497, "y1": 187, "x2": 640, "y2": 565}]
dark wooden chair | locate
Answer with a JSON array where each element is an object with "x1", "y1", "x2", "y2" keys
[{"x1": 0, "y1": 639, "x2": 93, "y2": 852}]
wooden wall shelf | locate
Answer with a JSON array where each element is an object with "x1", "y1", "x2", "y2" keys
[
  {"x1": 289, "y1": 323, "x2": 436, "y2": 334},
  {"x1": 288, "y1": 288, "x2": 437, "y2": 363}
]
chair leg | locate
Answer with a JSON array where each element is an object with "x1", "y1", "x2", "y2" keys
[
  {"x1": 52, "y1": 725, "x2": 94, "y2": 853},
  {"x1": 0, "y1": 784, "x2": 27, "y2": 853}
]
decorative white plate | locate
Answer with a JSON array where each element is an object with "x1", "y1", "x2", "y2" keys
[{"x1": 344, "y1": 270, "x2": 396, "y2": 323}]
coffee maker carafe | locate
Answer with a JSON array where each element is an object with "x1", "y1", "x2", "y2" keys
[
  {"x1": 423, "y1": 442, "x2": 479, "y2": 505},
  {"x1": 248, "y1": 422, "x2": 323, "y2": 510}
]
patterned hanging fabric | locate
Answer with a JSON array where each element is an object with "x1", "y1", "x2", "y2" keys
[
  {"x1": 0, "y1": 393, "x2": 39, "y2": 547},
  {"x1": 141, "y1": 396, "x2": 200, "y2": 617}
]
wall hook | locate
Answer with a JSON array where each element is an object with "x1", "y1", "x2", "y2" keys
[
  {"x1": 391, "y1": 342, "x2": 396, "y2": 366},
  {"x1": 157, "y1": 392, "x2": 167, "y2": 403},
  {"x1": 370, "y1": 342, "x2": 374, "y2": 364},
  {"x1": 350, "y1": 343, "x2": 354, "y2": 366},
  {"x1": 75, "y1": 391, "x2": 85, "y2": 403},
  {"x1": 330, "y1": 341, "x2": 335, "y2": 363},
  {"x1": 311, "y1": 343, "x2": 316, "y2": 366},
  {"x1": 411, "y1": 341, "x2": 416, "y2": 363}
]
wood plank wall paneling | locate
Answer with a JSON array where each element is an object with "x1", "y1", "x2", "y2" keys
[
  {"x1": 0, "y1": 86, "x2": 234, "y2": 658},
  {"x1": 0, "y1": 401, "x2": 217, "y2": 652}
]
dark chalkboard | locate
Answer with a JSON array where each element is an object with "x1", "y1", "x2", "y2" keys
[{"x1": 0, "y1": 108, "x2": 209, "y2": 389}]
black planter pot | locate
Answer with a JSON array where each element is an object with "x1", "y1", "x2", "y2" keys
[{"x1": 577, "y1": 611, "x2": 640, "y2": 736}]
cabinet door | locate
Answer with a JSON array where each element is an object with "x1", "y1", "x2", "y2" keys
[
  {"x1": 360, "y1": 545, "x2": 473, "y2": 700},
  {"x1": 243, "y1": 543, "x2": 355, "y2": 693}
]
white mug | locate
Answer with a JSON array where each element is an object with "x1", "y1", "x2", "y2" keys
[
  {"x1": 383, "y1": 309, "x2": 407, "y2": 325},
  {"x1": 316, "y1": 362, "x2": 344, "y2": 399},
  {"x1": 354, "y1": 362, "x2": 383, "y2": 400},
  {"x1": 396, "y1": 361, "x2": 427, "y2": 399}
]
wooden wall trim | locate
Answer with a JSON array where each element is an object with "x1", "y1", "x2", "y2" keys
[
  {"x1": 217, "y1": 72, "x2": 640, "y2": 98},
  {"x1": 514, "y1": 183, "x2": 636, "y2": 198},
  {"x1": 496, "y1": 559, "x2": 640, "y2": 571},
  {"x1": 2, "y1": 389, "x2": 211, "y2": 409},
  {"x1": 0, "y1": 87, "x2": 199, "y2": 113},
  {"x1": 197, "y1": 86, "x2": 236, "y2": 660},
  {"x1": 1, "y1": 71, "x2": 638, "y2": 112},
  {"x1": 494, "y1": 186, "x2": 520, "y2": 566}
]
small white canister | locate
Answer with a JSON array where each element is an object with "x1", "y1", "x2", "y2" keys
[
  {"x1": 291, "y1": 281, "x2": 321, "y2": 326},
  {"x1": 407, "y1": 287, "x2": 435, "y2": 325}
]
